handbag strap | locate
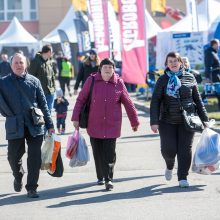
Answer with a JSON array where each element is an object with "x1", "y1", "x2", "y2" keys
[
  {"x1": 176, "y1": 91, "x2": 184, "y2": 111},
  {"x1": 12, "y1": 79, "x2": 33, "y2": 108},
  {"x1": 87, "y1": 76, "x2": 95, "y2": 104}
]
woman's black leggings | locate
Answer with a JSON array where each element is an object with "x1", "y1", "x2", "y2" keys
[{"x1": 159, "y1": 121, "x2": 195, "y2": 181}]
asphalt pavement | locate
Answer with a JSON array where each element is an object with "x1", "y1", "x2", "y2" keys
[{"x1": 0, "y1": 92, "x2": 220, "y2": 220}]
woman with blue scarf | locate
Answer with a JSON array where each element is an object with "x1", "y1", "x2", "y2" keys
[{"x1": 150, "y1": 52, "x2": 209, "y2": 188}]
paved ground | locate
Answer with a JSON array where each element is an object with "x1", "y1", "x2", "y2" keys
[{"x1": 0, "y1": 91, "x2": 220, "y2": 220}]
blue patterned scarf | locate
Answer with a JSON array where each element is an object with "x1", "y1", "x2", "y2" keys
[{"x1": 166, "y1": 70, "x2": 182, "y2": 98}]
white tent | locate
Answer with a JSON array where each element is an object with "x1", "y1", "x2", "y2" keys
[
  {"x1": 0, "y1": 17, "x2": 39, "y2": 52},
  {"x1": 42, "y1": 6, "x2": 77, "y2": 43},
  {"x1": 156, "y1": 0, "x2": 220, "y2": 69},
  {"x1": 145, "y1": 9, "x2": 162, "y2": 39}
]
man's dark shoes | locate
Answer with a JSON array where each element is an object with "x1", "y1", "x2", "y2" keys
[
  {"x1": 105, "y1": 181, "x2": 114, "y2": 191},
  {"x1": 14, "y1": 179, "x2": 23, "y2": 192},
  {"x1": 27, "y1": 190, "x2": 39, "y2": 198}
]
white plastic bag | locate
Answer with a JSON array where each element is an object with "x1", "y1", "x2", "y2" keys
[
  {"x1": 41, "y1": 135, "x2": 54, "y2": 170},
  {"x1": 192, "y1": 158, "x2": 220, "y2": 175},
  {"x1": 192, "y1": 128, "x2": 220, "y2": 174},
  {"x1": 69, "y1": 133, "x2": 90, "y2": 167}
]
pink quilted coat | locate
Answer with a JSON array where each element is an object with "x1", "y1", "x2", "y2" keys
[{"x1": 71, "y1": 73, "x2": 139, "y2": 138}]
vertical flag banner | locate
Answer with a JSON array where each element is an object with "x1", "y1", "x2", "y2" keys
[
  {"x1": 185, "y1": 0, "x2": 198, "y2": 31},
  {"x1": 58, "y1": 29, "x2": 71, "y2": 59},
  {"x1": 151, "y1": 0, "x2": 166, "y2": 17},
  {"x1": 88, "y1": 0, "x2": 110, "y2": 59},
  {"x1": 72, "y1": 0, "x2": 87, "y2": 11},
  {"x1": 118, "y1": 0, "x2": 147, "y2": 84},
  {"x1": 72, "y1": 0, "x2": 91, "y2": 54},
  {"x1": 74, "y1": 11, "x2": 91, "y2": 54},
  {"x1": 110, "y1": 0, "x2": 118, "y2": 13},
  {"x1": 108, "y1": 1, "x2": 121, "y2": 61},
  {"x1": 58, "y1": 29, "x2": 74, "y2": 64}
]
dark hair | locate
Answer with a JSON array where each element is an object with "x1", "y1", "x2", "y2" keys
[
  {"x1": 89, "y1": 48, "x2": 97, "y2": 55},
  {"x1": 164, "y1": 52, "x2": 183, "y2": 66},
  {"x1": 41, "y1": 44, "x2": 52, "y2": 53},
  {"x1": 100, "y1": 58, "x2": 115, "y2": 70},
  {"x1": 210, "y1": 39, "x2": 219, "y2": 47}
]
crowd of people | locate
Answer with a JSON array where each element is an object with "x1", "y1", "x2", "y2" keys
[{"x1": 0, "y1": 38, "x2": 219, "y2": 197}]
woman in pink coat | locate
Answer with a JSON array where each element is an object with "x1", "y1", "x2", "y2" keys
[{"x1": 72, "y1": 58, "x2": 139, "y2": 191}]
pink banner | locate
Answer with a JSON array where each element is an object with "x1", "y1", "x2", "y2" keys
[
  {"x1": 89, "y1": 0, "x2": 110, "y2": 59},
  {"x1": 118, "y1": 0, "x2": 147, "y2": 84}
]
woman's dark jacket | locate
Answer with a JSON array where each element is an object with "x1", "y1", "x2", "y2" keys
[
  {"x1": 150, "y1": 70, "x2": 208, "y2": 125},
  {"x1": 28, "y1": 53, "x2": 56, "y2": 95},
  {"x1": 74, "y1": 59, "x2": 99, "y2": 90},
  {"x1": 0, "y1": 73, "x2": 54, "y2": 140}
]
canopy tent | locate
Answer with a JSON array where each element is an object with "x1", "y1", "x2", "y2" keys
[
  {"x1": 156, "y1": 0, "x2": 220, "y2": 69},
  {"x1": 0, "y1": 17, "x2": 39, "y2": 54},
  {"x1": 41, "y1": 6, "x2": 162, "y2": 43},
  {"x1": 208, "y1": 15, "x2": 220, "y2": 41},
  {"x1": 145, "y1": 9, "x2": 162, "y2": 39},
  {"x1": 42, "y1": 6, "x2": 77, "y2": 43}
]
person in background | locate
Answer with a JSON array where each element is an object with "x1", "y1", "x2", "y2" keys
[
  {"x1": 76, "y1": 52, "x2": 83, "y2": 76},
  {"x1": 73, "y1": 49, "x2": 100, "y2": 95},
  {"x1": 56, "y1": 51, "x2": 63, "y2": 75},
  {"x1": 59, "y1": 57, "x2": 73, "y2": 97},
  {"x1": 0, "y1": 53, "x2": 12, "y2": 77},
  {"x1": 204, "y1": 39, "x2": 220, "y2": 82},
  {"x1": 150, "y1": 52, "x2": 209, "y2": 188},
  {"x1": 28, "y1": 45, "x2": 56, "y2": 113},
  {"x1": 53, "y1": 88, "x2": 69, "y2": 134},
  {"x1": 72, "y1": 58, "x2": 139, "y2": 191},
  {"x1": 0, "y1": 53, "x2": 54, "y2": 198},
  {"x1": 182, "y1": 56, "x2": 202, "y2": 84},
  {"x1": 204, "y1": 38, "x2": 220, "y2": 109}
]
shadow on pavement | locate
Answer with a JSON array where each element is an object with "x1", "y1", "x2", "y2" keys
[
  {"x1": 47, "y1": 184, "x2": 205, "y2": 208},
  {"x1": 0, "y1": 174, "x2": 205, "y2": 207},
  {"x1": 120, "y1": 134, "x2": 160, "y2": 139}
]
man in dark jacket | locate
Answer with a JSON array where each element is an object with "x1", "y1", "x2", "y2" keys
[
  {"x1": 205, "y1": 39, "x2": 220, "y2": 82},
  {"x1": 204, "y1": 38, "x2": 220, "y2": 108},
  {"x1": 0, "y1": 53, "x2": 12, "y2": 77},
  {"x1": 28, "y1": 45, "x2": 56, "y2": 113},
  {"x1": 0, "y1": 53, "x2": 55, "y2": 198}
]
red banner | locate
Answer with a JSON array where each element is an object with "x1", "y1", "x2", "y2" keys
[
  {"x1": 88, "y1": 0, "x2": 110, "y2": 59},
  {"x1": 118, "y1": 0, "x2": 147, "y2": 84}
]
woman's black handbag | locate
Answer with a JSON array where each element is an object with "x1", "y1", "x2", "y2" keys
[
  {"x1": 182, "y1": 109, "x2": 204, "y2": 133},
  {"x1": 177, "y1": 93, "x2": 204, "y2": 133},
  {"x1": 79, "y1": 76, "x2": 95, "y2": 128}
]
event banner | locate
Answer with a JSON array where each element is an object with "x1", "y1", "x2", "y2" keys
[
  {"x1": 118, "y1": 0, "x2": 147, "y2": 84},
  {"x1": 172, "y1": 32, "x2": 204, "y2": 67},
  {"x1": 74, "y1": 11, "x2": 91, "y2": 54},
  {"x1": 58, "y1": 29, "x2": 74, "y2": 64},
  {"x1": 88, "y1": 0, "x2": 110, "y2": 59}
]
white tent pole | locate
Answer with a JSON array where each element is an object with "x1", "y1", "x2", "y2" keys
[
  {"x1": 206, "y1": 0, "x2": 210, "y2": 29},
  {"x1": 195, "y1": 0, "x2": 199, "y2": 31}
]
